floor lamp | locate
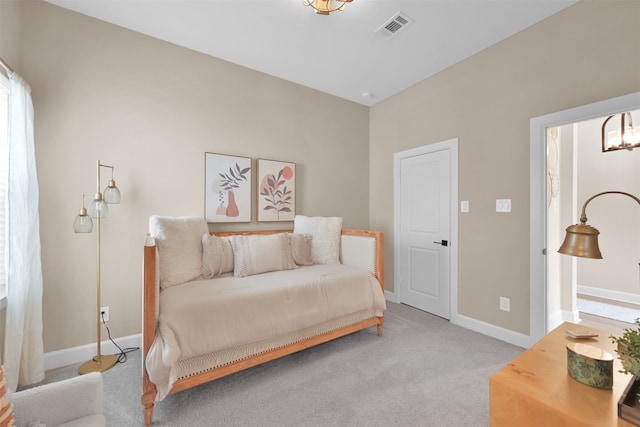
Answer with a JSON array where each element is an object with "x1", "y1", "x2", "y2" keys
[
  {"x1": 558, "y1": 190, "x2": 640, "y2": 259},
  {"x1": 73, "y1": 160, "x2": 122, "y2": 374}
]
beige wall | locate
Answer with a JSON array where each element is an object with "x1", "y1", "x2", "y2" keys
[
  {"x1": 2, "y1": 1, "x2": 370, "y2": 353},
  {"x1": 370, "y1": 1, "x2": 640, "y2": 335},
  {"x1": 0, "y1": 0, "x2": 21, "y2": 68},
  {"x1": 558, "y1": 123, "x2": 577, "y2": 317},
  {"x1": 2, "y1": 0, "x2": 640, "y2": 354}
]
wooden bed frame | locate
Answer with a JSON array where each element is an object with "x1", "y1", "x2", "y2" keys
[{"x1": 141, "y1": 229, "x2": 385, "y2": 426}]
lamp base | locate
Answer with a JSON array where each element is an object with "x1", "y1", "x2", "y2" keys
[{"x1": 78, "y1": 354, "x2": 119, "y2": 375}]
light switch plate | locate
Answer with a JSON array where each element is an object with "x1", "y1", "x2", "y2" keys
[
  {"x1": 461, "y1": 200, "x2": 469, "y2": 213},
  {"x1": 496, "y1": 199, "x2": 511, "y2": 213}
]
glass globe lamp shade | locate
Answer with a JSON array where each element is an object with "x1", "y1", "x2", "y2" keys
[
  {"x1": 73, "y1": 208, "x2": 93, "y2": 233},
  {"x1": 103, "y1": 180, "x2": 121, "y2": 204},
  {"x1": 88, "y1": 194, "x2": 108, "y2": 219}
]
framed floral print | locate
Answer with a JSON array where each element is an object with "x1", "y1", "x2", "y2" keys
[
  {"x1": 205, "y1": 153, "x2": 252, "y2": 223},
  {"x1": 257, "y1": 159, "x2": 295, "y2": 222}
]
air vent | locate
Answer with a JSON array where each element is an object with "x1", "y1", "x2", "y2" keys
[{"x1": 375, "y1": 12, "x2": 413, "y2": 38}]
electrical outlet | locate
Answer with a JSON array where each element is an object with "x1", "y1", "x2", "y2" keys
[
  {"x1": 100, "y1": 306, "x2": 110, "y2": 323},
  {"x1": 499, "y1": 297, "x2": 510, "y2": 312}
]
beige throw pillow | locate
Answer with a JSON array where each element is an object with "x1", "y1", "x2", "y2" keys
[
  {"x1": 230, "y1": 233, "x2": 296, "y2": 278},
  {"x1": 289, "y1": 233, "x2": 313, "y2": 266},
  {"x1": 293, "y1": 215, "x2": 343, "y2": 264},
  {"x1": 201, "y1": 234, "x2": 234, "y2": 278},
  {"x1": 149, "y1": 215, "x2": 208, "y2": 289}
]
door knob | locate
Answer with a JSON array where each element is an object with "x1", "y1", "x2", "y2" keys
[{"x1": 433, "y1": 240, "x2": 448, "y2": 246}]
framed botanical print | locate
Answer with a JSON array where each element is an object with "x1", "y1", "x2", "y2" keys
[
  {"x1": 256, "y1": 159, "x2": 295, "y2": 222},
  {"x1": 205, "y1": 153, "x2": 252, "y2": 223}
]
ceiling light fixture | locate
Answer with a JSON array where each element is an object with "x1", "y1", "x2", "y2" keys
[
  {"x1": 302, "y1": 0, "x2": 352, "y2": 15},
  {"x1": 601, "y1": 112, "x2": 640, "y2": 152}
]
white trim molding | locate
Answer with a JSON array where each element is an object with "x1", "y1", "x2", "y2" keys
[
  {"x1": 578, "y1": 285, "x2": 640, "y2": 306},
  {"x1": 384, "y1": 290, "x2": 399, "y2": 303},
  {"x1": 450, "y1": 314, "x2": 528, "y2": 349},
  {"x1": 44, "y1": 334, "x2": 142, "y2": 371}
]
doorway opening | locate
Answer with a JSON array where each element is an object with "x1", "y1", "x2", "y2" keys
[
  {"x1": 529, "y1": 91, "x2": 640, "y2": 346},
  {"x1": 546, "y1": 111, "x2": 640, "y2": 336}
]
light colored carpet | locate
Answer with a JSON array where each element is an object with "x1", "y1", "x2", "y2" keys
[{"x1": 29, "y1": 302, "x2": 524, "y2": 426}]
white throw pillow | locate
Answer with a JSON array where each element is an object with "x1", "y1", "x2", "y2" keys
[
  {"x1": 201, "y1": 234, "x2": 234, "y2": 278},
  {"x1": 230, "y1": 233, "x2": 296, "y2": 278},
  {"x1": 149, "y1": 215, "x2": 208, "y2": 289},
  {"x1": 289, "y1": 233, "x2": 313, "y2": 266},
  {"x1": 293, "y1": 215, "x2": 343, "y2": 265}
]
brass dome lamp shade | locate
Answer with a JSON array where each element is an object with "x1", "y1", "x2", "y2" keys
[
  {"x1": 302, "y1": 0, "x2": 352, "y2": 15},
  {"x1": 558, "y1": 191, "x2": 640, "y2": 259}
]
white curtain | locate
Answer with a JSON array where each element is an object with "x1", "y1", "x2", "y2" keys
[{"x1": 3, "y1": 71, "x2": 44, "y2": 391}]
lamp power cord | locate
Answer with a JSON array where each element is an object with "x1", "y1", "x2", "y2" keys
[{"x1": 92, "y1": 311, "x2": 139, "y2": 364}]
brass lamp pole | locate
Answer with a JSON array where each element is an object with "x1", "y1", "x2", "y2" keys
[
  {"x1": 558, "y1": 191, "x2": 640, "y2": 259},
  {"x1": 74, "y1": 160, "x2": 121, "y2": 374}
]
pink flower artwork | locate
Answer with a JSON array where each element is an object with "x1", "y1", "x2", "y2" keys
[{"x1": 257, "y1": 160, "x2": 295, "y2": 222}]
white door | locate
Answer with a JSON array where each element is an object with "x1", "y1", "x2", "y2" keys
[{"x1": 396, "y1": 144, "x2": 452, "y2": 319}]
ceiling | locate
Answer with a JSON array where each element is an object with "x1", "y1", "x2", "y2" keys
[{"x1": 44, "y1": 0, "x2": 579, "y2": 107}]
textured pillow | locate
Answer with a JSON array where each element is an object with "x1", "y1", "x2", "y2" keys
[
  {"x1": 289, "y1": 233, "x2": 313, "y2": 266},
  {"x1": 201, "y1": 234, "x2": 234, "y2": 278},
  {"x1": 293, "y1": 215, "x2": 343, "y2": 264},
  {"x1": 230, "y1": 233, "x2": 296, "y2": 278},
  {"x1": 0, "y1": 366, "x2": 14, "y2": 427},
  {"x1": 149, "y1": 215, "x2": 208, "y2": 289}
]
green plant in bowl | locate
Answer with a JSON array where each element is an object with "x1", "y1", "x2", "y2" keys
[{"x1": 611, "y1": 319, "x2": 640, "y2": 375}]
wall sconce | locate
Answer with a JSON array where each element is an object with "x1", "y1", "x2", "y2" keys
[
  {"x1": 558, "y1": 191, "x2": 640, "y2": 259},
  {"x1": 73, "y1": 160, "x2": 121, "y2": 374},
  {"x1": 601, "y1": 112, "x2": 640, "y2": 152}
]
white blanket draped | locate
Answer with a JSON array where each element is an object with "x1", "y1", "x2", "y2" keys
[{"x1": 146, "y1": 264, "x2": 386, "y2": 400}]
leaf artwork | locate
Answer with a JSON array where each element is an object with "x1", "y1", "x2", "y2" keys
[
  {"x1": 219, "y1": 163, "x2": 251, "y2": 191},
  {"x1": 259, "y1": 166, "x2": 293, "y2": 220}
]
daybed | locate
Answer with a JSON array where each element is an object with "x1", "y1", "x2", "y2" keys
[{"x1": 141, "y1": 215, "x2": 386, "y2": 426}]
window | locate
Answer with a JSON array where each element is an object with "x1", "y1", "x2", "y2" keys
[{"x1": 0, "y1": 72, "x2": 8, "y2": 303}]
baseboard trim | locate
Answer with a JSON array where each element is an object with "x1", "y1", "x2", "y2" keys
[
  {"x1": 384, "y1": 290, "x2": 399, "y2": 303},
  {"x1": 548, "y1": 309, "x2": 580, "y2": 331},
  {"x1": 44, "y1": 333, "x2": 142, "y2": 371},
  {"x1": 577, "y1": 286, "x2": 640, "y2": 306},
  {"x1": 389, "y1": 295, "x2": 532, "y2": 348},
  {"x1": 450, "y1": 313, "x2": 531, "y2": 348}
]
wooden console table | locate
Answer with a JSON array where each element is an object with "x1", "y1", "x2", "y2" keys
[{"x1": 490, "y1": 322, "x2": 634, "y2": 426}]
